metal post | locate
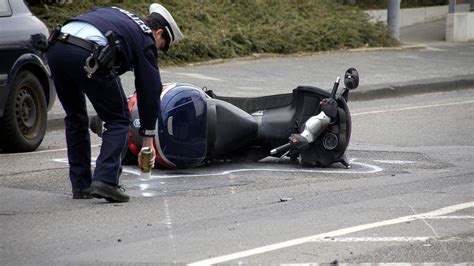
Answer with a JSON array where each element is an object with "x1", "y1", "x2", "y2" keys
[
  {"x1": 387, "y1": 0, "x2": 400, "y2": 41},
  {"x1": 449, "y1": 0, "x2": 456, "y2": 13}
]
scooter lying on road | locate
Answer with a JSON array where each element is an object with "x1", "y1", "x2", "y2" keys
[{"x1": 90, "y1": 68, "x2": 359, "y2": 169}]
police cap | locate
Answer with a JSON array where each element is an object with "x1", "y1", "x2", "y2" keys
[{"x1": 149, "y1": 3, "x2": 184, "y2": 47}]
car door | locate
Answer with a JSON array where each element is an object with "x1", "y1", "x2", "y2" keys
[{"x1": 0, "y1": 0, "x2": 14, "y2": 96}]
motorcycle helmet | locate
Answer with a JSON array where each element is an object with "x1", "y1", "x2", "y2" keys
[{"x1": 127, "y1": 83, "x2": 208, "y2": 169}]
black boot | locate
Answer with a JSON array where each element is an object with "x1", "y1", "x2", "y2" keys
[
  {"x1": 72, "y1": 187, "x2": 93, "y2": 199},
  {"x1": 90, "y1": 180, "x2": 130, "y2": 202}
]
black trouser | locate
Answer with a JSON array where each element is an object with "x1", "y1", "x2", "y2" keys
[{"x1": 47, "y1": 41, "x2": 130, "y2": 190}]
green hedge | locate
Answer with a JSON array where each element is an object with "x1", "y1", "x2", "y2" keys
[{"x1": 28, "y1": 0, "x2": 397, "y2": 65}]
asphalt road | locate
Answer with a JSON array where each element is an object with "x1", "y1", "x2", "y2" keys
[{"x1": 1, "y1": 86, "x2": 473, "y2": 264}]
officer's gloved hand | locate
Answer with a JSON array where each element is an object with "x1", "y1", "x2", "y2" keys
[{"x1": 138, "y1": 136, "x2": 156, "y2": 170}]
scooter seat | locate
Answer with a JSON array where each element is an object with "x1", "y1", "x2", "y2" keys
[{"x1": 205, "y1": 86, "x2": 329, "y2": 114}]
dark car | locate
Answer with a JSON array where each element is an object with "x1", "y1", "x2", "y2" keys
[{"x1": 0, "y1": 0, "x2": 55, "y2": 152}]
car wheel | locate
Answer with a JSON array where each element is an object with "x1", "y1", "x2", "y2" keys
[{"x1": 0, "y1": 71, "x2": 47, "y2": 152}]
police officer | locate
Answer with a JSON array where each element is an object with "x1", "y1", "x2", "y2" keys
[{"x1": 47, "y1": 3, "x2": 183, "y2": 202}]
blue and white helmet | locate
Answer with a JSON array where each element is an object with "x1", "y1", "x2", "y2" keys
[{"x1": 149, "y1": 3, "x2": 184, "y2": 46}]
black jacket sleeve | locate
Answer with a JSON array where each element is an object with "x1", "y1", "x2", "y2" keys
[{"x1": 133, "y1": 45, "x2": 162, "y2": 136}]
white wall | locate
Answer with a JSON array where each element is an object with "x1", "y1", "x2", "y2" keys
[
  {"x1": 366, "y1": 4, "x2": 471, "y2": 27},
  {"x1": 446, "y1": 12, "x2": 474, "y2": 42}
]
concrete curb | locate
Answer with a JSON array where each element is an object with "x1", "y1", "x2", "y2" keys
[
  {"x1": 47, "y1": 75, "x2": 474, "y2": 131},
  {"x1": 350, "y1": 74, "x2": 474, "y2": 101}
]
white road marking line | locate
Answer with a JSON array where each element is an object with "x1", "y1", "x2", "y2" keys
[
  {"x1": 312, "y1": 236, "x2": 474, "y2": 243},
  {"x1": 311, "y1": 237, "x2": 430, "y2": 242},
  {"x1": 352, "y1": 100, "x2": 474, "y2": 116},
  {"x1": 373, "y1": 160, "x2": 416, "y2": 164},
  {"x1": 188, "y1": 202, "x2": 474, "y2": 266},
  {"x1": 236, "y1": 86, "x2": 265, "y2": 91},
  {"x1": 175, "y1": 72, "x2": 221, "y2": 81},
  {"x1": 0, "y1": 145, "x2": 100, "y2": 157},
  {"x1": 312, "y1": 236, "x2": 473, "y2": 243},
  {"x1": 425, "y1": 46, "x2": 447, "y2": 51},
  {"x1": 424, "y1": 215, "x2": 474, "y2": 219},
  {"x1": 52, "y1": 158, "x2": 69, "y2": 164}
]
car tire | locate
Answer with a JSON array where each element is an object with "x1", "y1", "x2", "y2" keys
[{"x1": 0, "y1": 71, "x2": 47, "y2": 152}]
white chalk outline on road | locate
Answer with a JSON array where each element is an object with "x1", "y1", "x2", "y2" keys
[
  {"x1": 352, "y1": 100, "x2": 474, "y2": 117},
  {"x1": 141, "y1": 160, "x2": 382, "y2": 179},
  {"x1": 51, "y1": 158, "x2": 383, "y2": 179},
  {"x1": 188, "y1": 201, "x2": 474, "y2": 266}
]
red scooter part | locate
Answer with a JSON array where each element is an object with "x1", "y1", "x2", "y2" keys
[{"x1": 126, "y1": 94, "x2": 173, "y2": 169}]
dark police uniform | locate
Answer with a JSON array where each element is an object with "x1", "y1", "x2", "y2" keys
[{"x1": 47, "y1": 7, "x2": 161, "y2": 190}]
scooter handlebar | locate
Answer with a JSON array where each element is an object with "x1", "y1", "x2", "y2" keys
[
  {"x1": 330, "y1": 77, "x2": 340, "y2": 99},
  {"x1": 270, "y1": 142, "x2": 291, "y2": 155}
]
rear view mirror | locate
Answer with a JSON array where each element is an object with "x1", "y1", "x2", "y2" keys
[{"x1": 344, "y1": 68, "x2": 359, "y2": 90}]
